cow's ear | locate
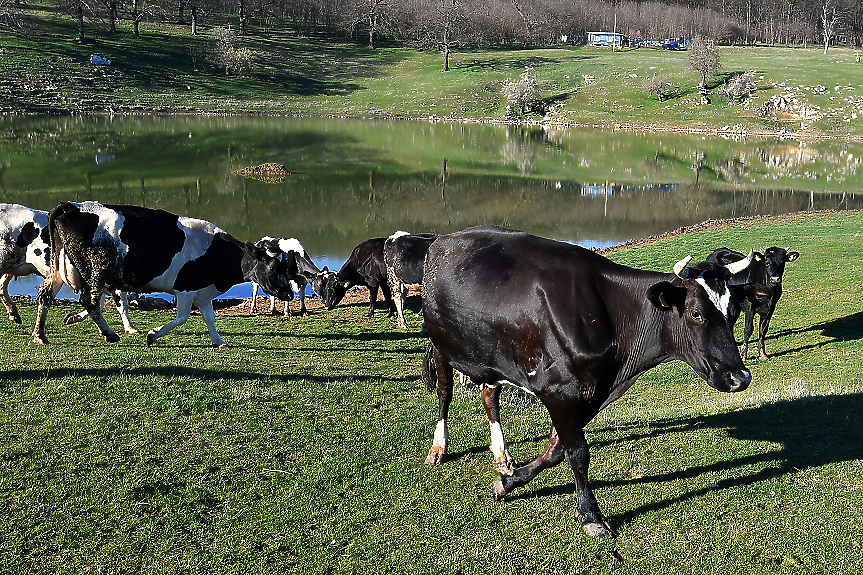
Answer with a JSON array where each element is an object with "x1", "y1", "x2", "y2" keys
[
  {"x1": 753, "y1": 251, "x2": 764, "y2": 261},
  {"x1": 16, "y1": 222, "x2": 40, "y2": 248},
  {"x1": 647, "y1": 281, "x2": 682, "y2": 311},
  {"x1": 786, "y1": 251, "x2": 800, "y2": 262},
  {"x1": 322, "y1": 266, "x2": 329, "y2": 272},
  {"x1": 244, "y1": 241, "x2": 264, "y2": 258},
  {"x1": 342, "y1": 281, "x2": 350, "y2": 289}
]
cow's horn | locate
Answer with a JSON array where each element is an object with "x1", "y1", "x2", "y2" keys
[
  {"x1": 725, "y1": 250, "x2": 754, "y2": 275},
  {"x1": 784, "y1": 246, "x2": 791, "y2": 252},
  {"x1": 673, "y1": 255, "x2": 693, "y2": 278}
]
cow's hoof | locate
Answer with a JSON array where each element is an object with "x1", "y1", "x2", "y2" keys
[
  {"x1": 146, "y1": 331, "x2": 157, "y2": 346},
  {"x1": 424, "y1": 447, "x2": 445, "y2": 465},
  {"x1": 32, "y1": 335, "x2": 48, "y2": 345},
  {"x1": 582, "y1": 521, "x2": 616, "y2": 539},
  {"x1": 126, "y1": 328, "x2": 141, "y2": 335},
  {"x1": 9, "y1": 315, "x2": 22, "y2": 324},
  {"x1": 64, "y1": 313, "x2": 83, "y2": 325},
  {"x1": 213, "y1": 343, "x2": 230, "y2": 349},
  {"x1": 493, "y1": 454, "x2": 516, "y2": 476},
  {"x1": 492, "y1": 476, "x2": 507, "y2": 501},
  {"x1": 104, "y1": 333, "x2": 120, "y2": 343},
  {"x1": 759, "y1": 353, "x2": 769, "y2": 361}
]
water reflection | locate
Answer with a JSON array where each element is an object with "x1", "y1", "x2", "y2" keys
[{"x1": 1, "y1": 115, "x2": 861, "y2": 299}]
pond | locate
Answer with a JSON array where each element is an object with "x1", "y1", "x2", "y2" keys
[{"x1": 1, "y1": 115, "x2": 860, "y2": 299}]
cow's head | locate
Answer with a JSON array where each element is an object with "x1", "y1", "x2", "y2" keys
[
  {"x1": 240, "y1": 240, "x2": 295, "y2": 302},
  {"x1": 314, "y1": 268, "x2": 349, "y2": 310},
  {"x1": 647, "y1": 254, "x2": 754, "y2": 393},
  {"x1": 760, "y1": 246, "x2": 799, "y2": 286}
]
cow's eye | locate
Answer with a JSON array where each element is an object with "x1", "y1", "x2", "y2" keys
[{"x1": 689, "y1": 309, "x2": 704, "y2": 323}]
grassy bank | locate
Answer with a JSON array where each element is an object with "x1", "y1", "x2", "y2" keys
[
  {"x1": 4, "y1": 6, "x2": 863, "y2": 138},
  {"x1": 1, "y1": 211, "x2": 862, "y2": 573}
]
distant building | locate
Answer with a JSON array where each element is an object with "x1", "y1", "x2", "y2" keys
[{"x1": 586, "y1": 32, "x2": 622, "y2": 47}]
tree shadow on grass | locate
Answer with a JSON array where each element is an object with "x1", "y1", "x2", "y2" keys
[
  {"x1": 759, "y1": 310, "x2": 863, "y2": 358},
  {"x1": 502, "y1": 394, "x2": 863, "y2": 529}
]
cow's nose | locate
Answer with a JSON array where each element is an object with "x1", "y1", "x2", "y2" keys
[
  {"x1": 769, "y1": 277, "x2": 781, "y2": 285},
  {"x1": 730, "y1": 369, "x2": 752, "y2": 392}
]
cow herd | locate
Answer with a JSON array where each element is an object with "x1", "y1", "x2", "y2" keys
[{"x1": 0, "y1": 201, "x2": 800, "y2": 539}]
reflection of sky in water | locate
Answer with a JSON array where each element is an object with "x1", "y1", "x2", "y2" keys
[{"x1": 6, "y1": 248, "x2": 614, "y2": 301}]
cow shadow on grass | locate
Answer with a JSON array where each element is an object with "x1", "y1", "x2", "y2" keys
[
  {"x1": 755, "y1": 310, "x2": 863, "y2": 358},
  {"x1": 502, "y1": 394, "x2": 863, "y2": 529}
]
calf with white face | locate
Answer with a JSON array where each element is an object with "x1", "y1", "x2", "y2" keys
[
  {"x1": 248, "y1": 237, "x2": 322, "y2": 317},
  {"x1": 33, "y1": 202, "x2": 294, "y2": 347}
]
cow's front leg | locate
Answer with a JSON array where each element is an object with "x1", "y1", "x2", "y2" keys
[
  {"x1": 147, "y1": 292, "x2": 195, "y2": 346},
  {"x1": 82, "y1": 287, "x2": 120, "y2": 343},
  {"x1": 493, "y1": 424, "x2": 564, "y2": 500},
  {"x1": 1, "y1": 273, "x2": 21, "y2": 324},
  {"x1": 113, "y1": 290, "x2": 140, "y2": 335},
  {"x1": 198, "y1": 298, "x2": 228, "y2": 348},
  {"x1": 425, "y1": 346, "x2": 455, "y2": 465},
  {"x1": 367, "y1": 285, "x2": 379, "y2": 317},
  {"x1": 248, "y1": 282, "x2": 260, "y2": 315},
  {"x1": 559, "y1": 423, "x2": 615, "y2": 538},
  {"x1": 757, "y1": 314, "x2": 772, "y2": 360},
  {"x1": 740, "y1": 308, "x2": 755, "y2": 359},
  {"x1": 481, "y1": 383, "x2": 515, "y2": 475},
  {"x1": 297, "y1": 290, "x2": 308, "y2": 317}
]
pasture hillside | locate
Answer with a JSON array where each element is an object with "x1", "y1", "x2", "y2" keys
[
  {"x1": 3, "y1": 6, "x2": 863, "y2": 138},
  {"x1": 1, "y1": 211, "x2": 862, "y2": 573}
]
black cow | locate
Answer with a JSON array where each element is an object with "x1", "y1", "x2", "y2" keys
[
  {"x1": 317, "y1": 237, "x2": 395, "y2": 317},
  {"x1": 706, "y1": 246, "x2": 799, "y2": 360},
  {"x1": 421, "y1": 226, "x2": 753, "y2": 538},
  {"x1": 383, "y1": 231, "x2": 438, "y2": 329},
  {"x1": 248, "y1": 236, "x2": 322, "y2": 317},
  {"x1": 33, "y1": 201, "x2": 295, "y2": 347}
]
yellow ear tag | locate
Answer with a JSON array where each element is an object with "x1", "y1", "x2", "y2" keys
[{"x1": 659, "y1": 292, "x2": 669, "y2": 308}]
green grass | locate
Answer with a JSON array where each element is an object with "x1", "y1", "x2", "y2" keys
[
  {"x1": 4, "y1": 7, "x2": 863, "y2": 136},
  {"x1": 1, "y1": 211, "x2": 862, "y2": 573}
]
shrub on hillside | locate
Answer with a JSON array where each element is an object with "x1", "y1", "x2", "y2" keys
[
  {"x1": 503, "y1": 67, "x2": 540, "y2": 115},
  {"x1": 718, "y1": 70, "x2": 758, "y2": 105},
  {"x1": 208, "y1": 26, "x2": 254, "y2": 76},
  {"x1": 643, "y1": 74, "x2": 672, "y2": 102}
]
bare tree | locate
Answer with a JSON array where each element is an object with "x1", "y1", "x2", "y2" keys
[
  {"x1": 406, "y1": 0, "x2": 472, "y2": 72},
  {"x1": 687, "y1": 36, "x2": 721, "y2": 90},
  {"x1": 342, "y1": 0, "x2": 390, "y2": 49},
  {"x1": 821, "y1": 0, "x2": 838, "y2": 53}
]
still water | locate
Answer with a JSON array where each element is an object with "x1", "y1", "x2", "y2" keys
[{"x1": 2, "y1": 115, "x2": 860, "y2": 298}]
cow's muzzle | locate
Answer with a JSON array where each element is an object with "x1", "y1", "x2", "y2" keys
[{"x1": 710, "y1": 368, "x2": 752, "y2": 392}]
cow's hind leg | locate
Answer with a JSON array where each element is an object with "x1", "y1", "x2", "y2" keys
[
  {"x1": 424, "y1": 345, "x2": 455, "y2": 465},
  {"x1": 147, "y1": 292, "x2": 195, "y2": 346},
  {"x1": 1, "y1": 273, "x2": 21, "y2": 324},
  {"x1": 81, "y1": 286, "x2": 120, "y2": 343},
  {"x1": 481, "y1": 384, "x2": 515, "y2": 475}
]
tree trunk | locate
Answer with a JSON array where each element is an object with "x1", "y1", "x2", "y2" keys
[
  {"x1": 132, "y1": 0, "x2": 140, "y2": 39},
  {"x1": 441, "y1": 47, "x2": 450, "y2": 72},
  {"x1": 109, "y1": 2, "x2": 117, "y2": 34},
  {"x1": 76, "y1": 1, "x2": 85, "y2": 43},
  {"x1": 177, "y1": 0, "x2": 185, "y2": 24},
  {"x1": 368, "y1": 14, "x2": 375, "y2": 49},
  {"x1": 239, "y1": 0, "x2": 246, "y2": 35},
  {"x1": 191, "y1": 5, "x2": 197, "y2": 35}
]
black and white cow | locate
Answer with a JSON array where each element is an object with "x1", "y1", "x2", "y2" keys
[
  {"x1": 0, "y1": 203, "x2": 138, "y2": 333},
  {"x1": 33, "y1": 201, "x2": 295, "y2": 347},
  {"x1": 316, "y1": 237, "x2": 395, "y2": 317},
  {"x1": 706, "y1": 246, "x2": 800, "y2": 360},
  {"x1": 383, "y1": 231, "x2": 439, "y2": 329},
  {"x1": 248, "y1": 236, "x2": 322, "y2": 317},
  {"x1": 421, "y1": 225, "x2": 753, "y2": 538}
]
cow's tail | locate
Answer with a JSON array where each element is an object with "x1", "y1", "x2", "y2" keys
[
  {"x1": 422, "y1": 342, "x2": 437, "y2": 393},
  {"x1": 45, "y1": 202, "x2": 75, "y2": 275}
]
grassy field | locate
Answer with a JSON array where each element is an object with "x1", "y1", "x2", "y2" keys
[
  {"x1": 4, "y1": 6, "x2": 863, "y2": 137},
  {"x1": 1, "y1": 211, "x2": 862, "y2": 574}
]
